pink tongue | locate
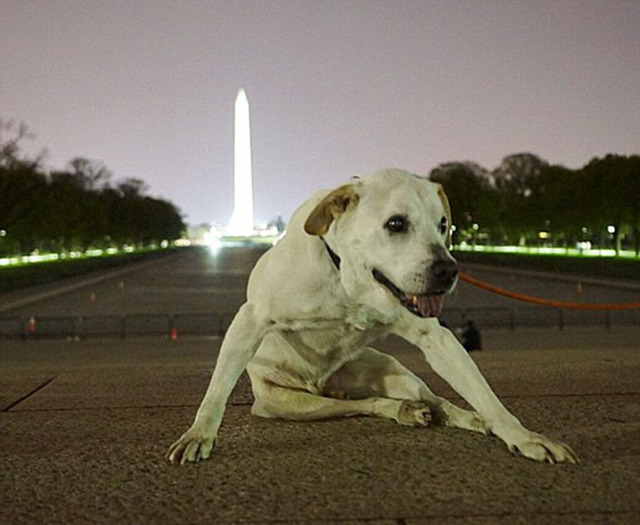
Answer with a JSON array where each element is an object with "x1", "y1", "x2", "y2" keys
[{"x1": 416, "y1": 294, "x2": 444, "y2": 317}]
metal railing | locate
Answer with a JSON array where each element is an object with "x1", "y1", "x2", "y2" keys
[
  {"x1": 439, "y1": 306, "x2": 639, "y2": 331},
  {"x1": 1, "y1": 307, "x2": 637, "y2": 340},
  {"x1": 0, "y1": 312, "x2": 236, "y2": 340}
]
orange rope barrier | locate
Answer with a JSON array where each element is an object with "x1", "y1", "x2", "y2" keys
[{"x1": 458, "y1": 272, "x2": 640, "y2": 311}]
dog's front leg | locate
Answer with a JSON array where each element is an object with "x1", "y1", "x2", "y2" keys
[
  {"x1": 167, "y1": 303, "x2": 269, "y2": 464},
  {"x1": 397, "y1": 318, "x2": 578, "y2": 464}
]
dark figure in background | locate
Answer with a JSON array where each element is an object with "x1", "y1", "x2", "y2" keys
[{"x1": 462, "y1": 320, "x2": 482, "y2": 352}]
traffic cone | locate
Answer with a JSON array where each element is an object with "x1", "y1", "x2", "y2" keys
[{"x1": 27, "y1": 316, "x2": 36, "y2": 335}]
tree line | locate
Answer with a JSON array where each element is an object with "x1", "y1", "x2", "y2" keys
[
  {"x1": 2, "y1": 121, "x2": 637, "y2": 257},
  {"x1": 430, "y1": 152, "x2": 640, "y2": 255},
  {"x1": 0, "y1": 122, "x2": 185, "y2": 256}
]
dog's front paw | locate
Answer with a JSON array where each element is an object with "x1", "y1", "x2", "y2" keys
[
  {"x1": 397, "y1": 400, "x2": 432, "y2": 427},
  {"x1": 507, "y1": 430, "x2": 579, "y2": 464},
  {"x1": 166, "y1": 426, "x2": 216, "y2": 465}
]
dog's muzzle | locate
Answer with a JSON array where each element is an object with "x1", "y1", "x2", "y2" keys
[{"x1": 372, "y1": 259, "x2": 458, "y2": 318}]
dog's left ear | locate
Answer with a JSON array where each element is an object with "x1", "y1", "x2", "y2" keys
[
  {"x1": 436, "y1": 184, "x2": 452, "y2": 247},
  {"x1": 304, "y1": 184, "x2": 359, "y2": 236}
]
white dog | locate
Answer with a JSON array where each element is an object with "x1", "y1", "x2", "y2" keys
[{"x1": 168, "y1": 169, "x2": 577, "y2": 465}]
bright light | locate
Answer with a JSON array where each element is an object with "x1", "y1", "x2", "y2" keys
[
  {"x1": 27, "y1": 253, "x2": 59, "y2": 263},
  {"x1": 454, "y1": 244, "x2": 630, "y2": 257},
  {"x1": 0, "y1": 245, "x2": 173, "y2": 268},
  {"x1": 607, "y1": 225, "x2": 616, "y2": 234},
  {"x1": 258, "y1": 225, "x2": 279, "y2": 237},
  {"x1": 203, "y1": 229, "x2": 223, "y2": 252}
]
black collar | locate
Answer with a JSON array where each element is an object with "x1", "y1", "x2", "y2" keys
[{"x1": 321, "y1": 237, "x2": 341, "y2": 270}]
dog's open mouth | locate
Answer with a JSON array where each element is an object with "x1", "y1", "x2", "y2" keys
[{"x1": 372, "y1": 269, "x2": 444, "y2": 318}]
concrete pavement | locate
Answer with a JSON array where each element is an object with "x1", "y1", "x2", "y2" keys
[{"x1": 1, "y1": 329, "x2": 639, "y2": 524}]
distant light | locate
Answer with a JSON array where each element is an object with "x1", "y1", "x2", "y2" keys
[
  {"x1": 454, "y1": 244, "x2": 627, "y2": 258},
  {"x1": 24, "y1": 253, "x2": 59, "y2": 263},
  {"x1": 203, "y1": 229, "x2": 222, "y2": 252},
  {"x1": 258, "y1": 225, "x2": 279, "y2": 237},
  {"x1": 161, "y1": 240, "x2": 169, "y2": 249},
  {"x1": 607, "y1": 225, "x2": 616, "y2": 234},
  {"x1": 538, "y1": 231, "x2": 550, "y2": 239},
  {"x1": 0, "y1": 229, "x2": 6, "y2": 237},
  {"x1": 472, "y1": 223, "x2": 480, "y2": 231}
]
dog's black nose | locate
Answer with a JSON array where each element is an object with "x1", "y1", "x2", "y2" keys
[{"x1": 430, "y1": 259, "x2": 458, "y2": 291}]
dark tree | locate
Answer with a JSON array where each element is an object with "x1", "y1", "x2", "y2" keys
[
  {"x1": 429, "y1": 161, "x2": 498, "y2": 245},
  {"x1": 492, "y1": 153, "x2": 549, "y2": 244},
  {"x1": 580, "y1": 155, "x2": 640, "y2": 255},
  {"x1": 0, "y1": 120, "x2": 185, "y2": 256}
]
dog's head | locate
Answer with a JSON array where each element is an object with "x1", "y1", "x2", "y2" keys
[{"x1": 304, "y1": 169, "x2": 457, "y2": 319}]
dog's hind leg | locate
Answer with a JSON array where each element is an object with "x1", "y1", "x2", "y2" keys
[
  {"x1": 325, "y1": 347, "x2": 488, "y2": 434},
  {"x1": 251, "y1": 380, "x2": 431, "y2": 427}
]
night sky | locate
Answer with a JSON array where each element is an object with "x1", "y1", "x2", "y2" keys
[{"x1": 2, "y1": 0, "x2": 639, "y2": 226}]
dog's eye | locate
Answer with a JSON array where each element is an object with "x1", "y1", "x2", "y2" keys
[
  {"x1": 385, "y1": 215, "x2": 408, "y2": 234},
  {"x1": 439, "y1": 216, "x2": 448, "y2": 236}
]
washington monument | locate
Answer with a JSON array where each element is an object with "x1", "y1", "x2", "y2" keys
[{"x1": 227, "y1": 88, "x2": 254, "y2": 235}]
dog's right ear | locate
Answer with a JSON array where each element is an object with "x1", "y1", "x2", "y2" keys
[{"x1": 304, "y1": 184, "x2": 359, "y2": 236}]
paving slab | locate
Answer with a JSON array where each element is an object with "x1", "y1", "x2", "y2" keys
[{"x1": 1, "y1": 331, "x2": 639, "y2": 524}]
